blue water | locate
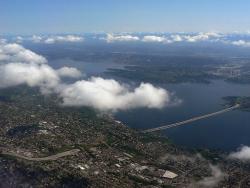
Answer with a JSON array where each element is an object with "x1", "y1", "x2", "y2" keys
[
  {"x1": 115, "y1": 80, "x2": 250, "y2": 151},
  {"x1": 48, "y1": 57, "x2": 250, "y2": 151}
]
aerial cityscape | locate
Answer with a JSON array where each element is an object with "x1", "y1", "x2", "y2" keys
[{"x1": 1, "y1": 0, "x2": 250, "y2": 187}]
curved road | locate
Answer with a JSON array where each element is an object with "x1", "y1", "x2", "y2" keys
[
  {"x1": 142, "y1": 104, "x2": 240, "y2": 133},
  {"x1": 1, "y1": 149, "x2": 80, "y2": 161}
]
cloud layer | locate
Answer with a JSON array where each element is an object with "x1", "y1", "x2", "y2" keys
[
  {"x1": 229, "y1": 145, "x2": 250, "y2": 161},
  {"x1": 0, "y1": 43, "x2": 47, "y2": 64},
  {"x1": 8, "y1": 32, "x2": 250, "y2": 47},
  {"x1": 230, "y1": 40, "x2": 250, "y2": 47},
  {"x1": 29, "y1": 35, "x2": 84, "y2": 44},
  {"x1": 44, "y1": 35, "x2": 84, "y2": 44},
  {"x1": 103, "y1": 32, "x2": 223, "y2": 44},
  {"x1": 104, "y1": 32, "x2": 250, "y2": 47},
  {"x1": 56, "y1": 67, "x2": 82, "y2": 78},
  {"x1": 59, "y1": 78, "x2": 168, "y2": 111},
  {"x1": 0, "y1": 63, "x2": 60, "y2": 94},
  {"x1": 105, "y1": 33, "x2": 140, "y2": 42},
  {"x1": 0, "y1": 42, "x2": 170, "y2": 111},
  {"x1": 142, "y1": 35, "x2": 171, "y2": 43}
]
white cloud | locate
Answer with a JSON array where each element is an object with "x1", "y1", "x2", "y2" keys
[
  {"x1": 0, "y1": 43, "x2": 47, "y2": 64},
  {"x1": 231, "y1": 40, "x2": 250, "y2": 47},
  {"x1": 229, "y1": 145, "x2": 250, "y2": 161},
  {"x1": 103, "y1": 32, "x2": 221, "y2": 44},
  {"x1": 15, "y1": 36, "x2": 23, "y2": 43},
  {"x1": 196, "y1": 165, "x2": 225, "y2": 188},
  {"x1": 22, "y1": 32, "x2": 250, "y2": 47},
  {"x1": 31, "y1": 35, "x2": 43, "y2": 43},
  {"x1": 58, "y1": 77, "x2": 169, "y2": 111},
  {"x1": 56, "y1": 67, "x2": 82, "y2": 78},
  {"x1": 184, "y1": 33, "x2": 208, "y2": 42},
  {"x1": 44, "y1": 38, "x2": 55, "y2": 44},
  {"x1": 44, "y1": 35, "x2": 84, "y2": 44},
  {"x1": 0, "y1": 63, "x2": 60, "y2": 94},
  {"x1": 171, "y1": 35, "x2": 183, "y2": 42},
  {"x1": 142, "y1": 35, "x2": 171, "y2": 43},
  {"x1": 0, "y1": 42, "x2": 172, "y2": 111},
  {"x1": 182, "y1": 32, "x2": 222, "y2": 43},
  {"x1": 0, "y1": 42, "x2": 81, "y2": 94},
  {"x1": 105, "y1": 33, "x2": 140, "y2": 42},
  {"x1": 29, "y1": 35, "x2": 84, "y2": 44},
  {"x1": 60, "y1": 35, "x2": 84, "y2": 42}
]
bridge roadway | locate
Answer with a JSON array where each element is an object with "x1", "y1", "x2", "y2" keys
[{"x1": 142, "y1": 104, "x2": 240, "y2": 133}]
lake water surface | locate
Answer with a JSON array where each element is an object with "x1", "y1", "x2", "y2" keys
[
  {"x1": 116, "y1": 80, "x2": 250, "y2": 151},
  {"x1": 49, "y1": 58, "x2": 250, "y2": 151}
]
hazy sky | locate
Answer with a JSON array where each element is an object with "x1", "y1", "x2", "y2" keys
[{"x1": 1, "y1": 0, "x2": 250, "y2": 34}]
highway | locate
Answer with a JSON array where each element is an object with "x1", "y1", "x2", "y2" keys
[
  {"x1": 1, "y1": 149, "x2": 80, "y2": 161},
  {"x1": 142, "y1": 104, "x2": 240, "y2": 133}
]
